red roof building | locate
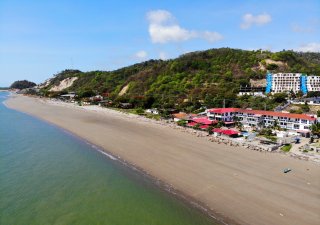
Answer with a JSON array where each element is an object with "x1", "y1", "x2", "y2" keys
[
  {"x1": 207, "y1": 108, "x2": 316, "y2": 131},
  {"x1": 192, "y1": 117, "x2": 215, "y2": 125}
]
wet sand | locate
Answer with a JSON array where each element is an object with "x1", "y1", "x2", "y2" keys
[{"x1": 6, "y1": 95, "x2": 320, "y2": 225}]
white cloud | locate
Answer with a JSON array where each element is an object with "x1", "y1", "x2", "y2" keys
[
  {"x1": 296, "y1": 43, "x2": 320, "y2": 52},
  {"x1": 135, "y1": 50, "x2": 147, "y2": 60},
  {"x1": 146, "y1": 10, "x2": 223, "y2": 44},
  {"x1": 159, "y1": 51, "x2": 167, "y2": 60},
  {"x1": 292, "y1": 24, "x2": 314, "y2": 33},
  {"x1": 146, "y1": 10, "x2": 173, "y2": 25},
  {"x1": 202, "y1": 31, "x2": 224, "y2": 42},
  {"x1": 240, "y1": 13, "x2": 271, "y2": 29}
]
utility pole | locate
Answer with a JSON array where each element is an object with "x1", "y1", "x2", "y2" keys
[
  {"x1": 223, "y1": 99, "x2": 225, "y2": 108},
  {"x1": 264, "y1": 102, "x2": 267, "y2": 111}
]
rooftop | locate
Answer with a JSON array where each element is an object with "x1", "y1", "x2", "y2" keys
[{"x1": 208, "y1": 108, "x2": 316, "y2": 121}]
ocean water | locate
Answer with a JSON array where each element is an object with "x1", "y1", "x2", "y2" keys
[{"x1": 0, "y1": 92, "x2": 216, "y2": 225}]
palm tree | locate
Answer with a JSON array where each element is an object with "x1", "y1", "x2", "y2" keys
[
  {"x1": 272, "y1": 120, "x2": 281, "y2": 131},
  {"x1": 233, "y1": 115, "x2": 243, "y2": 130},
  {"x1": 311, "y1": 123, "x2": 320, "y2": 135},
  {"x1": 257, "y1": 120, "x2": 264, "y2": 131}
]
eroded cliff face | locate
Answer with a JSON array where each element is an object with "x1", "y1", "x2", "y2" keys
[{"x1": 49, "y1": 77, "x2": 78, "y2": 92}]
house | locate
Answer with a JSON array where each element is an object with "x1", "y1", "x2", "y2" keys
[
  {"x1": 89, "y1": 95, "x2": 103, "y2": 102},
  {"x1": 238, "y1": 86, "x2": 266, "y2": 97},
  {"x1": 186, "y1": 117, "x2": 216, "y2": 130},
  {"x1": 172, "y1": 113, "x2": 196, "y2": 122},
  {"x1": 119, "y1": 102, "x2": 133, "y2": 109},
  {"x1": 60, "y1": 93, "x2": 76, "y2": 101},
  {"x1": 145, "y1": 108, "x2": 159, "y2": 115},
  {"x1": 98, "y1": 100, "x2": 113, "y2": 107},
  {"x1": 206, "y1": 108, "x2": 317, "y2": 132},
  {"x1": 291, "y1": 97, "x2": 320, "y2": 105},
  {"x1": 212, "y1": 128, "x2": 240, "y2": 137}
]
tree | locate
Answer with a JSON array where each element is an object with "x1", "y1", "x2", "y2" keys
[
  {"x1": 257, "y1": 120, "x2": 264, "y2": 131},
  {"x1": 272, "y1": 120, "x2": 281, "y2": 130},
  {"x1": 311, "y1": 123, "x2": 320, "y2": 135},
  {"x1": 272, "y1": 93, "x2": 287, "y2": 103},
  {"x1": 206, "y1": 125, "x2": 214, "y2": 134},
  {"x1": 177, "y1": 120, "x2": 187, "y2": 127},
  {"x1": 289, "y1": 89, "x2": 296, "y2": 99},
  {"x1": 233, "y1": 115, "x2": 243, "y2": 130},
  {"x1": 301, "y1": 102, "x2": 310, "y2": 112},
  {"x1": 307, "y1": 91, "x2": 320, "y2": 98},
  {"x1": 216, "y1": 121, "x2": 224, "y2": 128},
  {"x1": 296, "y1": 91, "x2": 304, "y2": 98},
  {"x1": 266, "y1": 63, "x2": 278, "y2": 70},
  {"x1": 77, "y1": 90, "x2": 95, "y2": 98},
  {"x1": 10, "y1": 80, "x2": 36, "y2": 89}
]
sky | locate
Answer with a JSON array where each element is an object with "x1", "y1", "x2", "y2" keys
[{"x1": 0, "y1": 0, "x2": 319, "y2": 86}]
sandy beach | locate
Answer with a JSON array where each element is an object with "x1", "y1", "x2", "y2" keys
[{"x1": 5, "y1": 95, "x2": 320, "y2": 225}]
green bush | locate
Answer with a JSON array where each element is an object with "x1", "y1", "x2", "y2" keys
[
  {"x1": 193, "y1": 123, "x2": 201, "y2": 130},
  {"x1": 177, "y1": 120, "x2": 187, "y2": 127},
  {"x1": 281, "y1": 144, "x2": 292, "y2": 152},
  {"x1": 135, "y1": 108, "x2": 145, "y2": 115},
  {"x1": 266, "y1": 63, "x2": 278, "y2": 70}
]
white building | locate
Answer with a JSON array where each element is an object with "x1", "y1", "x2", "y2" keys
[
  {"x1": 206, "y1": 108, "x2": 317, "y2": 132},
  {"x1": 266, "y1": 73, "x2": 320, "y2": 94},
  {"x1": 145, "y1": 108, "x2": 159, "y2": 114},
  {"x1": 271, "y1": 73, "x2": 301, "y2": 93},
  {"x1": 307, "y1": 76, "x2": 320, "y2": 92}
]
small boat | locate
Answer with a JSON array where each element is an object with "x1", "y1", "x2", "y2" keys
[{"x1": 283, "y1": 168, "x2": 291, "y2": 173}]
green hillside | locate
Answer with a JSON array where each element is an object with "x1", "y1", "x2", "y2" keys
[
  {"x1": 40, "y1": 48, "x2": 320, "y2": 111},
  {"x1": 10, "y1": 80, "x2": 36, "y2": 89}
]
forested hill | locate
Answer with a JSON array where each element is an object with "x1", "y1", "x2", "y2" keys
[
  {"x1": 41, "y1": 48, "x2": 320, "y2": 108},
  {"x1": 10, "y1": 80, "x2": 36, "y2": 89}
]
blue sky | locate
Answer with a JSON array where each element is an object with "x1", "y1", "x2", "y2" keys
[{"x1": 0, "y1": 0, "x2": 319, "y2": 86}]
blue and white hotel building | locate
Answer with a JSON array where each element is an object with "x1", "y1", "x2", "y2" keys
[{"x1": 266, "y1": 73, "x2": 320, "y2": 94}]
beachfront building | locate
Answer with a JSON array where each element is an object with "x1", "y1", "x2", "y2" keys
[
  {"x1": 266, "y1": 73, "x2": 302, "y2": 94},
  {"x1": 265, "y1": 73, "x2": 320, "y2": 94},
  {"x1": 306, "y1": 76, "x2": 320, "y2": 92},
  {"x1": 206, "y1": 108, "x2": 317, "y2": 132},
  {"x1": 238, "y1": 86, "x2": 266, "y2": 97},
  {"x1": 291, "y1": 97, "x2": 320, "y2": 105}
]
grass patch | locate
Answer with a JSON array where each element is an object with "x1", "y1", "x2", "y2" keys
[
  {"x1": 145, "y1": 114, "x2": 161, "y2": 120},
  {"x1": 281, "y1": 144, "x2": 292, "y2": 152},
  {"x1": 264, "y1": 135, "x2": 277, "y2": 142}
]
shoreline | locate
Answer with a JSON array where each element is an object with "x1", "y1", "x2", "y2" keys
[
  {"x1": 31, "y1": 96, "x2": 320, "y2": 163},
  {"x1": 5, "y1": 94, "x2": 320, "y2": 225},
  {"x1": 3, "y1": 95, "x2": 230, "y2": 224},
  {"x1": 68, "y1": 132, "x2": 232, "y2": 225},
  {"x1": 7, "y1": 104, "x2": 231, "y2": 225}
]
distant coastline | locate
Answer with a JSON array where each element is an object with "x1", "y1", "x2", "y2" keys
[{"x1": 5, "y1": 94, "x2": 320, "y2": 225}]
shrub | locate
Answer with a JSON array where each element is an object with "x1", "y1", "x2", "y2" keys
[
  {"x1": 266, "y1": 63, "x2": 278, "y2": 70},
  {"x1": 281, "y1": 144, "x2": 292, "y2": 152},
  {"x1": 135, "y1": 108, "x2": 145, "y2": 115},
  {"x1": 193, "y1": 123, "x2": 201, "y2": 130},
  {"x1": 177, "y1": 120, "x2": 187, "y2": 127}
]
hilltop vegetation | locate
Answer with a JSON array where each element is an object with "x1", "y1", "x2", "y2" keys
[
  {"x1": 40, "y1": 48, "x2": 320, "y2": 111},
  {"x1": 10, "y1": 80, "x2": 36, "y2": 89}
]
